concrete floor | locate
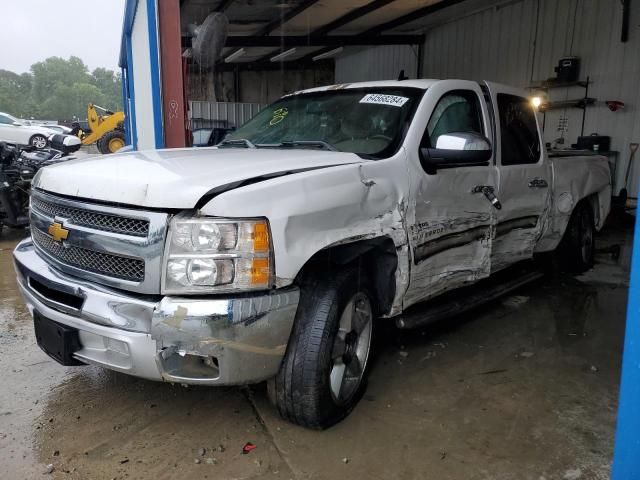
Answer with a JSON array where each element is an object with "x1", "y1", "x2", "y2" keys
[{"x1": 0, "y1": 224, "x2": 631, "y2": 480}]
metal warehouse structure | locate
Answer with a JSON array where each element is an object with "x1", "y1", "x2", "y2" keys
[
  {"x1": 119, "y1": 0, "x2": 639, "y2": 195},
  {"x1": 116, "y1": 0, "x2": 639, "y2": 476}
]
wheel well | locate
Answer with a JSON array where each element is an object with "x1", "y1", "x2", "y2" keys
[
  {"x1": 295, "y1": 237, "x2": 398, "y2": 316},
  {"x1": 584, "y1": 192, "x2": 602, "y2": 228},
  {"x1": 571, "y1": 193, "x2": 600, "y2": 229}
]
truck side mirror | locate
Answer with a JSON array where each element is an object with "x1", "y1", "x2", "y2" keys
[{"x1": 419, "y1": 132, "x2": 492, "y2": 175}]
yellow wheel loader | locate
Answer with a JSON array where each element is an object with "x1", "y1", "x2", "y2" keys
[{"x1": 77, "y1": 104, "x2": 126, "y2": 154}]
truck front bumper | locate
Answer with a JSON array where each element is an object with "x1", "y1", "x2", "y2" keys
[{"x1": 13, "y1": 238, "x2": 299, "y2": 385}]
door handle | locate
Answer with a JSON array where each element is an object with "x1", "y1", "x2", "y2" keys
[
  {"x1": 528, "y1": 178, "x2": 548, "y2": 188},
  {"x1": 472, "y1": 185, "x2": 502, "y2": 210}
]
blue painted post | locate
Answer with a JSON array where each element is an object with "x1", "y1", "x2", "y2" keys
[
  {"x1": 121, "y1": 67, "x2": 130, "y2": 146},
  {"x1": 612, "y1": 210, "x2": 640, "y2": 479}
]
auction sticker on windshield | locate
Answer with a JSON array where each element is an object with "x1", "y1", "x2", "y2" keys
[{"x1": 360, "y1": 93, "x2": 409, "y2": 107}]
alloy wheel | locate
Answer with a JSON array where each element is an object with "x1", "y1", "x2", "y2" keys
[{"x1": 329, "y1": 292, "x2": 373, "y2": 405}]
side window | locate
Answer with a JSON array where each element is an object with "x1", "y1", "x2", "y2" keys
[
  {"x1": 497, "y1": 94, "x2": 541, "y2": 165},
  {"x1": 0, "y1": 115, "x2": 13, "y2": 125},
  {"x1": 424, "y1": 90, "x2": 484, "y2": 148}
]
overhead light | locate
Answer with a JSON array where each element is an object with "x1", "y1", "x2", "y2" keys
[
  {"x1": 224, "y1": 48, "x2": 246, "y2": 63},
  {"x1": 312, "y1": 47, "x2": 344, "y2": 61},
  {"x1": 530, "y1": 96, "x2": 543, "y2": 109},
  {"x1": 270, "y1": 48, "x2": 297, "y2": 62}
]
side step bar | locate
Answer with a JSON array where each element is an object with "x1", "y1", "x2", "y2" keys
[{"x1": 396, "y1": 269, "x2": 544, "y2": 329}]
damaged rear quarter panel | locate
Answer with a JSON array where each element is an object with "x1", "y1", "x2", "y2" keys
[
  {"x1": 199, "y1": 153, "x2": 411, "y2": 290},
  {"x1": 536, "y1": 155, "x2": 611, "y2": 252}
]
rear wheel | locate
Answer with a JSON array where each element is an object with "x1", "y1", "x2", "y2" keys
[
  {"x1": 97, "y1": 130, "x2": 125, "y2": 154},
  {"x1": 29, "y1": 134, "x2": 47, "y2": 149},
  {"x1": 270, "y1": 268, "x2": 375, "y2": 429},
  {"x1": 558, "y1": 201, "x2": 595, "y2": 272}
]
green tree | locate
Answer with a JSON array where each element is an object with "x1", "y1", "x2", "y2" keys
[
  {"x1": 0, "y1": 56, "x2": 122, "y2": 121},
  {"x1": 90, "y1": 67, "x2": 123, "y2": 111},
  {"x1": 39, "y1": 83, "x2": 107, "y2": 120},
  {"x1": 30, "y1": 56, "x2": 90, "y2": 106},
  {"x1": 0, "y1": 70, "x2": 33, "y2": 117}
]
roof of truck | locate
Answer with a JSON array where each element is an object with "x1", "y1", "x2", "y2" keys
[{"x1": 294, "y1": 79, "x2": 441, "y2": 95}]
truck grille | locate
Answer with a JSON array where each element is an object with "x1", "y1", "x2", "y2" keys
[
  {"x1": 32, "y1": 228, "x2": 145, "y2": 282},
  {"x1": 31, "y1": 196, "x2": 149, "y2": 237}
]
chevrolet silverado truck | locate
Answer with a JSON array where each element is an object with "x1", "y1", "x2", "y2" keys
[{"x1": 13, "y1": 79, "x2": 611, "y2": 429}]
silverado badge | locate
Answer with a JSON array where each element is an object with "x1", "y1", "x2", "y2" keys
[{"x1": 48, "y1": 222, "x2": 69, "y2": 242}]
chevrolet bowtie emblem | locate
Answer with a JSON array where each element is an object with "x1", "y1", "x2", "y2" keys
[{"x1": 48, "y1": 222, "x2": 69, "y2": 242}]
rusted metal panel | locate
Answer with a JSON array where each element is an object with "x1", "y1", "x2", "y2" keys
[{"x1": 158, "y1": 0, "x2": 187, "y2": 148}]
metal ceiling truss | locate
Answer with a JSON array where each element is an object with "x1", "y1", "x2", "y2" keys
[
  {"x1": 298, "y1": 0, "x2": 469, "y2": 63},
  {"x1": 182, "y1": 0, "x2": 471, "y2": 66}
]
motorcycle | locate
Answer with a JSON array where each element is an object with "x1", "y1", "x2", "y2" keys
[{"x1": 0, "y1": 134, "x2": 81, "y2": 234}]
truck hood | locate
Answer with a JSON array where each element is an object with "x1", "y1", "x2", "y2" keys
[{"x1": 34, "y1": 147, "x2": 364, "y2": 209}]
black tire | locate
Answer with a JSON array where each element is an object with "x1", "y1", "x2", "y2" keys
[
  {"x1": 270, "y1": 268, "x2": 375, "y2": 429},
  {"x1": 29, "y1": 134, "x2": 48, "y2": 149},
  {"x1": 558, "y1": 201, "x2": 595, "y2": 273},
  {"x1": 97, "y1": 130, "x2": 125, "y2": 154},
  {"x1": 96, "y1": 135, "x2": 109, "y2": 154}
]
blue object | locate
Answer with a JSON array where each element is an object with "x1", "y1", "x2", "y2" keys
[
  {"x1": 145, "y1": 0, "x2": 164, "y2": 149},
  {"x1": 612, "y1": 212, "x2": 640, "y2": 479}
]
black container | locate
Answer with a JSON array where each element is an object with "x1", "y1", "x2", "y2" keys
[
  {"x1": 576, "y1": 134, "x2": 610, "y2": 152},
  {"x1": 554, "y1": 57, "x2": 580, "y2": 83}
]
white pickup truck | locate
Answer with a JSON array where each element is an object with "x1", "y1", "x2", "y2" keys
[{"x1": 13, "y1": 79, "x2": 611, "y2": 428}]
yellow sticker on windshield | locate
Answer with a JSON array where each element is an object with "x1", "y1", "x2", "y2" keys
[{"x1": 269, "y1": 108, "x2": 289, "y2": 126}]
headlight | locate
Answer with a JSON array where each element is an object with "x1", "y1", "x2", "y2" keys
[{"x1": 162, "y1": 216, "x2": 272, "y2": 294}]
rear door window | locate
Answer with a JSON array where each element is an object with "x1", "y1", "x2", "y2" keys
[{"x1": 497, "y1": 94, "x2": 540, "y2": 165}]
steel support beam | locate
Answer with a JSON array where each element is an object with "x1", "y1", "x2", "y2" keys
[
  {"x1": 225, "y1": 34, "x2": 423, "y2": 47},
  {"x1": 256, "y1": 0, "x2": 396, "y2": 63},
  {"x1": 256, "y1": 0, "x2": 320, "y2": 36},
  {"x1": 215, "y1": 0, "x2": 234, "y2": 13},
  {"x1": 364, "y1": 0, "x2": 467, "y2": 35},
  {"x1": 300, "y1": 0, "x2": 469, "y2": 63},
  {"x1": 312, "y1": 0, "x2": 396, "y2": 36}
]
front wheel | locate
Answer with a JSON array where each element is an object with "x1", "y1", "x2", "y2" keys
[
  {"x1": 270, "y1": 268, "x2": 375, "y2": 429},
  {"x1": 29, "y1": 134, "x2": 48, "y2": 149}
]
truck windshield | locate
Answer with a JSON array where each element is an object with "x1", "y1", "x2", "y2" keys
[{"x1": 223, "y1": 87, "x2": 424, "y2": 159}]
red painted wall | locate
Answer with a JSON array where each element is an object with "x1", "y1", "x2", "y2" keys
[{"x1": 158, "y1": 0, "x2": 186, "y2": 148}]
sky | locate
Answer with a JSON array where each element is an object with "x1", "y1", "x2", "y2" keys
[{"x1": 0, "y1": 0, "x2": 126, "y2": 74}]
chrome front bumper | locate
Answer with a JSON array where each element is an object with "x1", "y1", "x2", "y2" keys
[{"x1": 13, "y1": 238, "x2": 299, "y2": 385}]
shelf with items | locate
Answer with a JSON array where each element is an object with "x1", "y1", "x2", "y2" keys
[
  {"x1": 538, "y1": 97, "x2": 596, "y2": 111},
  {"x1": 527, "y1": 79, "x2": 590, "y2": 90},
  {"x1": 528, "y1": 75, "x2": 594, "y2": 136}
]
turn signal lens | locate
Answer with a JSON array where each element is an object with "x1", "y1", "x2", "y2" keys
[
  {"x1": 250, "y1": 258, "x2": 270, "y2": 285},
  {"x1": 252, "y1": 222, "x2": 269, "y2": 252}
]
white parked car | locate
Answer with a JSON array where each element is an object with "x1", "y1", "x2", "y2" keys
[
  {"x1": 0, "y1": 112, "x2": 57, "y2": 148},
  {"x1": 14, "y1": 79, "x2": 611, "y2": 429},
  {"x1": 36, "y1": 124, "x2": 73, "y2": 135}
]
